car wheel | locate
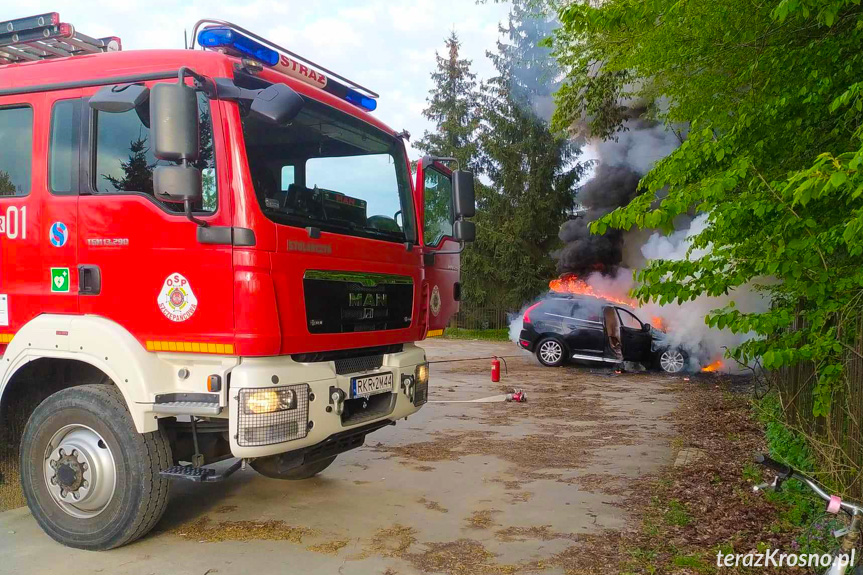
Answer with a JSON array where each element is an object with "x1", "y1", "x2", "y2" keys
[
  {"x1": 536, "y1": 337, "x2": 566, "y2": 367},
  {"x1": 658, "y1": 348, "x2": 687, "y2": 373},
  {"x1": 251, "y1": 455, "x2": 337, "y2": 480},
  {"x1": 20, "y1": 385, "x2": 171, "y2": 550}
]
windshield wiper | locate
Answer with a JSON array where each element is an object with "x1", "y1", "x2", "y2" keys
[{"x1": 272, "y1": 209, "x2": 404, "y2": 242}]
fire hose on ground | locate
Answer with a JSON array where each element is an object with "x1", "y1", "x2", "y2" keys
[{"x1": 426, "y1": 355, "x2": 527, "y2": 403}]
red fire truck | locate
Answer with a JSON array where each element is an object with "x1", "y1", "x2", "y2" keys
[{"x1": 0, "y1": 13, "x2": 475, "y2": 550}]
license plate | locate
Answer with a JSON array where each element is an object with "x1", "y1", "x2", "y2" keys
[{"x1": 351, "y1": 372, "x2": 394, "y2": 398}]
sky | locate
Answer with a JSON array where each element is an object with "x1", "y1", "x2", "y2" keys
[{"x1": 10, "y1": 1, "x2": 514, "y2": 159}]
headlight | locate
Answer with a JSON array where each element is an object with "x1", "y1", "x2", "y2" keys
[
  {"x1": 243, "y1": 388, "x2": 297, "y2": 415},
  {"x1": 415, "y1": 362, "x2": 429, "y2": 387}
]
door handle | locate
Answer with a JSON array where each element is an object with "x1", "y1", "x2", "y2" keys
[{"x1": 78, "y1": 265, "x2": 101, "y2": 295}]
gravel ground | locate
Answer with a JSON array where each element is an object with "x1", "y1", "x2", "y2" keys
[{"x1": 0, "y1": 339, "x2": 682, "y2": 575}]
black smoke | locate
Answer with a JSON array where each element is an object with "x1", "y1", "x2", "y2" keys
[{"x1": 556, "y1": 164, "x2": 641, "y2": 276}]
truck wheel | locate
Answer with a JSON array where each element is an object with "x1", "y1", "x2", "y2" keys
[
  {"x1": 536, "y1": 337, "x2": 566, "y2": 367},
  {"x1": 19, "y1": 385, "x2": 171, "y2": 550},
  {"x1": 251, "y1": 455, "x2": 337, "y2": 480}
]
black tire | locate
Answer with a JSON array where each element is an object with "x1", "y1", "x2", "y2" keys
[
  {"x1": 20, "y1": 385, "x2": 171, "y2": 550},
  {"x1": 251, "y1": 455, "x2": 337, "y2": 480},
  {"x1": 535, "y1": 337, "x2": 567, "y2": 367}
]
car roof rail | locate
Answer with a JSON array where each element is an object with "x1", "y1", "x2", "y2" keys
[{"x1": 0, "y1": 12, "x2": 121, "y2": 65}]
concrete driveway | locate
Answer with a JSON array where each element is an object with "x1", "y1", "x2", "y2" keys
[{"x1": 0, "y1": 339, "x2": 679, "y2": 575}]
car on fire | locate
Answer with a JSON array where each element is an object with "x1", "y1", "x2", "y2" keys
[{"x1": 517, "y1": 293, "x2": 689, "y2": 373}]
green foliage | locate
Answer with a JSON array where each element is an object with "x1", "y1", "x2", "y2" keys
[
  {"x1": 0, "y1": 171, "x2": 15, "y2": 196},
  {"x1": 442, "y1": 327, "x2": 510, "y2": 341},
  {"x1": 754, "y1": 394, "x2": 820, "y2": 525},
  {"x1": 551, "y1": 0, "x2": 863, "y2": 415},
  {"x1": 663, "y1": 499, "x2": 692, "y2": 527},
  {"x1": 415, "y1": 31, "x2": 481, "y2": 173},
  {"x1": 461, "y1": 1, "x2": 585, "y2": 309},
  {"x1": 753, "y1": 393, "x2": 845, "y2": 554}
]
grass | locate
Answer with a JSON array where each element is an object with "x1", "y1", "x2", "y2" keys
[{"x1": 441, "y1": 328, "x2": 510, "y2": 341}]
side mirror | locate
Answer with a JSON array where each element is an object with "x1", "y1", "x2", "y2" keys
[
  {"x1": 90, "y1": 84, "x2": 149, "y2": 113},
  {"x1": 153, "y1": 165, "x2": 202, "y2": 204},
  {"x1": 150, "y1": 82, "x2": 200, "y2": 161},
  {"x1": 453, "y1": 220, "x2": 475, "y2": 243},
  {"x1": 452, "y1": 170, "x2": 475, "y2": 219},
  {"x1": 250, "y1": 83, "x2": 304, "y2": 125},
  {"x1": 642, "y1": 323, "x2": 651, "y2": 332}
]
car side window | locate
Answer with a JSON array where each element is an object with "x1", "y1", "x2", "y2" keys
[
  {"x1": 617, "y1": 308, "x2": 643, "y2": 330},
  {"x1": 94, "y1": 91, "x2": 216, "y2": 213},
  {"x1": 543, "y1": 300, "x2": 574, "y2": 317},
  {"x1": 0, "y1": 106, "x2": 33, "y2": 197}
]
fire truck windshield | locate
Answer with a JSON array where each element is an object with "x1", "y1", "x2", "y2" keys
[{"x1": 242, "y1": 96, "x2": 415, "y2": 244}]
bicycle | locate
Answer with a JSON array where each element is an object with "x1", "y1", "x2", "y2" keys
[{"x1": 754, "y1": 453, "x2": 863, "y2": 575}]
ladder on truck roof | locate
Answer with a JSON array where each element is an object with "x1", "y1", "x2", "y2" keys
[{"x1": 0, "y1": 12, "x2": 121, "y2": 65}]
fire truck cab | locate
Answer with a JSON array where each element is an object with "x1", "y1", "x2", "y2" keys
[{"x1": 0, "y1": 14, "x2": 474, "y2": 550}]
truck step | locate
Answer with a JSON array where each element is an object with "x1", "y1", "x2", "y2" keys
[
  {"x1": 152, "y1": 400, "x2": 222, "y2": 416},
  {"x1": 160, "y1": 459, "x2": 242, "y2": 483}
]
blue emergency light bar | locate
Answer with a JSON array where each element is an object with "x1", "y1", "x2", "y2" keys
[
  {"x1": 196, "y1": 24, "x2": 377, "y2": 112},
  {"x1": 198, "y1": 27, "x2": 278, "y2": 66}
]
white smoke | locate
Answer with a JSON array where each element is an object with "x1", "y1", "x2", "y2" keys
[
  {"x1": 510, "y1": 213, "x2": 770, "y2": 372},
  {"x1": 594, "y1": 118, "x2": 681, "y2": 175},
  {"x1": 595, "y1": 214, "x2": 767, "y2": 372}
]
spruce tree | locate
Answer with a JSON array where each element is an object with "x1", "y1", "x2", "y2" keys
[
  {"x1": 103, "y1": 137, "x2": 154, "y2": 193},
  {"x1": 465, "y1": 1, "x2": 584, "y2": 309},
  {"x1": 415, "y1": 32, "x2": 482, "y2": 255},
  {"x1": 0, "y1": 171, "x2": 15, "y2": 196},
  {"x1": 415, "y1": 31, "x2": 480, "y2": 171}
]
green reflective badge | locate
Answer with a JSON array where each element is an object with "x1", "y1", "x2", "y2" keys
[{"x1": 51, "y1": 268, "x2": 70, "y2": 293}]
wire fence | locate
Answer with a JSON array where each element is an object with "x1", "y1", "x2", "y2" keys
[{"x1": 447, "y1": 305, "x2": 514, "y2": 331}]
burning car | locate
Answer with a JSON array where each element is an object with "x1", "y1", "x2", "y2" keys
[{"x1": 516, "y1": 293, "x2": 689, "y2": 373}]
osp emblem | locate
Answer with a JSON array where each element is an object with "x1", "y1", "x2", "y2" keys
[
  {"x1": 49, "y1": 222, "x2": 68, "y2": 247},
  {"x1": 158, "y1": 273, "x2": 198, "y2": 322},
  {"x1": 430, "y1": 285, "x2": 442, "y2": 317}
]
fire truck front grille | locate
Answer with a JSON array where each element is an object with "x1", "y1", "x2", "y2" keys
[
  {"x1": 237, "y1": 385, "x2": 309, "y2": 447},
  {"x1": 334, "y1": 355, "x2": 384, "y2": 375}
]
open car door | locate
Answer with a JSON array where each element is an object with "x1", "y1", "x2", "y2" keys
[{"x1": 415, "y1": 157, "x2": 475, "y2": 335}]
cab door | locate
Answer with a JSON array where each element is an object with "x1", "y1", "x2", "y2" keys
[
  {"x1": 76, "y1": 84, "x2": 234, "y2": 350},
  {"x1": 416, "y1": 158, "x2": 460, "y2": 333}
]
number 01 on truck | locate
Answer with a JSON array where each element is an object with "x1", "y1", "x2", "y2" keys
[{"x1": 0, "y1": 13, "x2": 475, "y2": 550}]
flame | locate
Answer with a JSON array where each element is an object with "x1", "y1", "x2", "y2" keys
[
  {"x1": 548, "y1": 275, "x2": 636, "y2": 307},
  {"x1": 701, "y1": 359, "x2": 723, "y2": 373},
  {"x1": 651, "y1": 316, "x2": 668, "y2": 332}
]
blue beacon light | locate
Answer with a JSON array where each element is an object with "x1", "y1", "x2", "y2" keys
[
  {"x1": 345, "y1": 88, "x2": 377, "y2": 112},
  {"x1": 197, "y1": 27, "x2": 279, "y2": 66}
]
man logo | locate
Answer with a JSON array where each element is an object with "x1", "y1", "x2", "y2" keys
[{"x1": 348, "y1": 293, "x2": 388, "y2": 307}]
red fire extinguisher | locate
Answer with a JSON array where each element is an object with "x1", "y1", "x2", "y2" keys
[{"x1": 491, "y1": 357, "x2": 501, "y2": 382}]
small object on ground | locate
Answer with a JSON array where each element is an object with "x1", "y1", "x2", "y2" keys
[
  {"x1": 683, "y1": 377, "x2": 690, "y2": 381},
  {"x1": 506, "y1": 389, "x2": 526, "y2": 403}
]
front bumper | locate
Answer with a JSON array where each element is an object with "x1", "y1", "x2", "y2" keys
[{"x1": 227, "y1": 343, "x2": 427, "y2": 458}]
